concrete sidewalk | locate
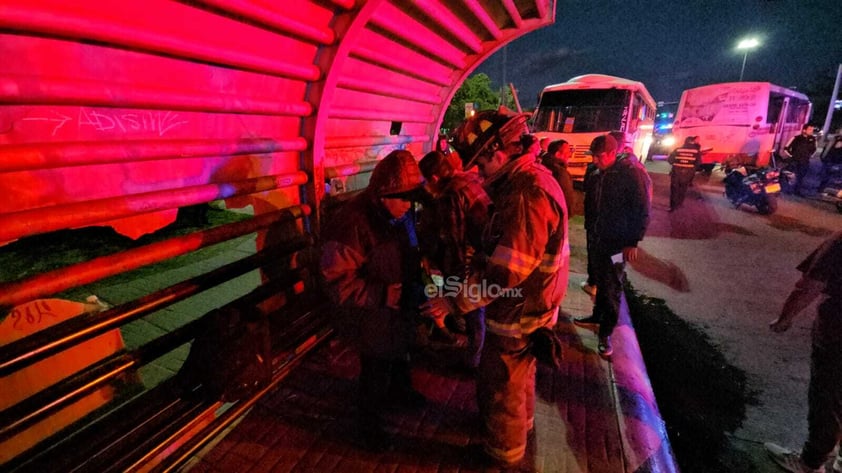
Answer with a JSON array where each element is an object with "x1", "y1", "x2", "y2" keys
[{"x1": 181, "y1": 271, "x2": 675, "y2": 473}]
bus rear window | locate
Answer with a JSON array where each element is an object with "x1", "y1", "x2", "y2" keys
[{"x1": 533, "y1": 89, "x2": 630, "y2": 133}]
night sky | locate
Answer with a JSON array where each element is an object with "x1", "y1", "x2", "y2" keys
[{"x1": 476, "y1": 0, "x2": 842, "y2": 108}]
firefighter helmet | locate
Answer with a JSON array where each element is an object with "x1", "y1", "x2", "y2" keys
[{"x1": 449, "y1": 106, "x2": 530, "y2": 168}]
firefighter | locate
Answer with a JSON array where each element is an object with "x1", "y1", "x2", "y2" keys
[{"x1": 422, "y1": 107, "x2": 569, "y2": 469}]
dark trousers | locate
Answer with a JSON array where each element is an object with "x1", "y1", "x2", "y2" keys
[
  {"x1": 585, "y1": 233, "x2": 596, "y2": 286},
  {"x1": 464, "y1": 308, "x2": 486, "y2": 369},
  {"x1": 794, "y1": 160, "x2": 811, "y2": 195},
  {"x1": 358, "y1": 355, "x2": 413, "y2": 426},
  {"x1": 669, "y1": 169, "x2": 695, "y2": 209},
  {"x1": 801, "y1": 301, "x2": 842, "y2": 468},
  {"x1": 591, "y1": 250, "x2": 626, "y2": 338}
]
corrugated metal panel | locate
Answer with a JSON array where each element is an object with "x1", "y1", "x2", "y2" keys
[
  {"x1": 0, "y1": 0, "x2": 557, "y2": 467},
  {"x1": 317, "y1": 0, "x2": 555, "y2": 200}
]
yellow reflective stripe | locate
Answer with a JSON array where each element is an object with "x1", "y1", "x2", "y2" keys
[
  {"x1": 486, "y1": 308, "x2": 559, "y2": 337},
  {"x1": 521, "y1": 308, "x2": 559, "y2": 333},
  {"x1": 539, "y1": 252, "x2": 562, "y2": 272},
  {"x1": 486, "y1": 319, "x2": 521, "y2": 337},
  {"x1": 490, "y1": 246, "x2": 538, "y2": 278}
]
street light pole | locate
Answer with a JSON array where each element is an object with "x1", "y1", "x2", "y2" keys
[
  {"x1": 736, "y1": 37, "x2": 760, "y2": 82},
  {"x1": 821, "y1": 64, "x2": 842, "y2": 138}
]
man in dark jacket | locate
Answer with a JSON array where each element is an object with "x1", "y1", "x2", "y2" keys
[
  {"x1": 668, "y1": 136, "x2": 702, "y2": 211},
  {"x1": 320, "y1": 150, "x2": 427, "y2": 450},
  {"x1": 541, "y1": 139, "x2": 578, "y2": 215},
  {"x1": 784, "y1": 124, "x2": 817, "y2": 196},
  {"x1": 574, "y1": 134, "x2": 650, "y2": 358},
  {"x1": 423, "y1": 107, "x2": 569, "y2": 469}
]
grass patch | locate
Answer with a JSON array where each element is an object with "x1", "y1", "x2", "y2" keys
[
  {"x1": 626, "y1": 283, "x2": 760, "y2": 472},
  {"x1": 0, "y1": 206, "x2": 252, "y2": 319}
]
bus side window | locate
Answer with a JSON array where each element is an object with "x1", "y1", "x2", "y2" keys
[
  {"x1": 767, "y1": 94, "x2": 785, "y2": 124},
  {"x1": 788, "y1": 99, "x2": 808, "y2": 123},
  {"x1": 629, "y1": 94, "x2": 643, "y2": 132}
]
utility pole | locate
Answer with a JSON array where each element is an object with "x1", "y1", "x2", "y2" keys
[
  {"x1": 509, "y1": 83, "x2": 522, "y2": 113},
  {"x1": 821, "y1": 64, "x2": 842, "y2": 138}
]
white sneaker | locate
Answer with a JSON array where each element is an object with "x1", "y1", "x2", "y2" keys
[
  {"x1": 764, "y1": 442, "x2": 825, "y2": 473},
  {"x1": 832, "y1": 450, "x2": 841, "y2": 473}
]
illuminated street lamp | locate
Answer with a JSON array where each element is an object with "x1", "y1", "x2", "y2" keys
[{"x1": 737, "y1": 37, "x2": 760, "y2": 81}]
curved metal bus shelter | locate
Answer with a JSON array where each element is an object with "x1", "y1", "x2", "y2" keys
[{"x1": 0, "y1": 1, "x2": 677, "y2": 471}]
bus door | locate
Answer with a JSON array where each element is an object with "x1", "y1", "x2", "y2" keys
[{"x1": 772, "y1": 97, "x2": 791, "y2": 162}]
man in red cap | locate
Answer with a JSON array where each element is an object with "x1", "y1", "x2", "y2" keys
[{"x1": 320, "y1": 149, "x2": 427, "y2": 450}]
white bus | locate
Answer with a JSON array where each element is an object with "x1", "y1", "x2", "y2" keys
[
  {"x1": 671, "y1": 81, "x2": 812, "y2": 169},
  {"x1": 530, "y1": 74, "x2": 657, "y2": 179}
]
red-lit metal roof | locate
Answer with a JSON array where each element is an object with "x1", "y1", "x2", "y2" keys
[{"x1": 0, "y1": 0, "x2": 555, "y2": 241}]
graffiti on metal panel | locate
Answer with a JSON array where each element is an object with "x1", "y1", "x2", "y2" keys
[
  {"x1": 8, "y1": 300, "x2": 58, "y2": 331},
  {"x1": 22, "y1": 108, "x2": 189, "y2": 137}
]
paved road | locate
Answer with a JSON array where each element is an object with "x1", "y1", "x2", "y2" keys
[{"x1": 626, "y1": 160, "x2": 842, "y2": 470}]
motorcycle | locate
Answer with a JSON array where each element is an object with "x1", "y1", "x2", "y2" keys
[{"x1": 723, "y1": 166, "x2": 781, "y2": 214}]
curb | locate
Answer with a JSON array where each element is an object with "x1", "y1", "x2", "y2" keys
[{"x1": 611, "y1": 291, "x2": 681, "y2": 473}]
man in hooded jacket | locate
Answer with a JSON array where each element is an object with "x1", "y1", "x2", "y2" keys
[{"x1": 320, "y1": 150, "x2": 427, "y2": 450}]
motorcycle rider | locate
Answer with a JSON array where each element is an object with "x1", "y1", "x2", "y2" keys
[{"x1": 667, "y1": 136, "x2": 702, "y2": 211}]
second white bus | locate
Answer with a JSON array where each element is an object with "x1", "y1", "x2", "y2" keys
[{"x1": 671, "y1": 81, "x2": 812, "y2": 169}]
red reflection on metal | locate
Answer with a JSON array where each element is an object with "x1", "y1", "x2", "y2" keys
[
  {"x1": 0, "y1": 172, "x2": 308, "y2": 244},
  {"x1": 0, "y1": 138, "x2": 308, "y2": 173}
]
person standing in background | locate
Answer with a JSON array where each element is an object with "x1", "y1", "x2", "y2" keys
[
  {"x1": 784, "y1": 124, "x2": 817, "y2": 196},
  {"x1": 540, "y1": 139, "x2": 578, "y2": 215},
  {"x1": 667, "y1": 136, "x2": 702, "y2": 211},
  {"x1": 574, "y1": 134, "x2": 650, "y2": 358}
]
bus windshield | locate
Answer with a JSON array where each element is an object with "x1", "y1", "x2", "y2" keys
[{"x1": 532, "y1": 89, "x2": 630, "y2": 133}]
